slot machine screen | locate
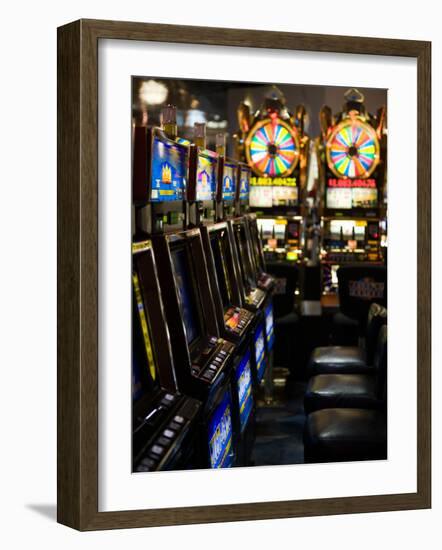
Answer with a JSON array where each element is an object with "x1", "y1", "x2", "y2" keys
[
  {"x1": 258, "y1": 218, "x2": 274, "y2": 240},
  {"x1": 222, "y1": 161, "x2": 237, "y2": 201},
  {"x1": 264, "y1": 302, "x2": 275, "y2": 351},
  {"x1": 351, "y1": 187, "x2": 378, "y2": 208},
  {"x1": 210, "y1": 232, "x2": 234, "y2": 310},
  {"x1": 254, "y1": 323, "x2": 266, "y2": 383},
  {"x1": 272, "y1": 185, "x2": 298, "y2": 206},
  {"x1": 249, "y1": 221, "x2": 263, "y2": 273},
  {"x1": 330, "y1": 220, "x2": 366, "y2": 241},
  {"x1": 274, "y1": 221, "x2": 287, "y2": 241},
  {"x1": 196, "y1": 152, "x2": 217, "y2": 201},
  {"x1": 326, "y1": 187, "x2": 352, "y2": 209},
  {"x1": 171, "y1": 247, "x2": 202, "y2": 345},
  {"x1": 150, "y1": 135, "x2": 188, "y2": 202},
  {"x1": 132, "y1": 272, "x2": 158, "y2": 393},
  {"x1": 249, "y1": 186, "x2": 272, "y2": 208},
  {"x1": 235, "y1": 351, "x2": 253, "y2": 433},
  {"x1": 208, "y1": 390, "x2": 234, "y2": 468},
  {"x1": 234, "y1": 223, "x2": 256, "y2": 291}
]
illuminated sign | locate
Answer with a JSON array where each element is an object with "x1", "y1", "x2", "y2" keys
[
  {"x1": 328, "y1": 178, "x2": 376, "y2": 188},
  {"x1": 251, "y1": 176, "x2": 297, "y2": 187},
  {"x1": 150, "y1": 136, "x2": 187, "y2": 201},
  {"x1": 239, "y1": 167, "x2": 250, "y2": 200},
  {"x1": 254, "y1": 324, "x2": 266, "y2": 382},
  {"x1": 222, "y1": 163, "x2": 237, "y2": 201},
  {"x1": 196, "y1": 153, "x2": 216, "y2": 201},
  {"x1": 208, "y1": 392, "x2": 234, "y2": 468},
  {"x1": 265, "y1": 303, "x2": 275, "y2": 351},
  {"x1": 236, "y1": 352, "x2": 253, "y2": 433},
  {"x1": 348, "y1": 278, "x2": 385, "y2": 300}
]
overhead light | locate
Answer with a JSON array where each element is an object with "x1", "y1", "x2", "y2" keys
[{"x1": 139, "y1": 80, "x2": 168, "y2": 105}]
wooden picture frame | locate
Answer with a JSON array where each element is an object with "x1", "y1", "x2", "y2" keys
[{"x1": 57, "y1": 18, "x2": 431, "y2": 531}]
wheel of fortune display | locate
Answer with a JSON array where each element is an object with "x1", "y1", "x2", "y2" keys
[
  {"x1": 245, "y1": 117, "x2": 300, "y2": 178},
  {"x1": 326, "y1": 117, "x2": 380, "y2": 179}
]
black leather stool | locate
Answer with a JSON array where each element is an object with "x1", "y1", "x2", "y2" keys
[
  {"x1": 307, "y1": 303, "x2": 387, "y2": 378},
  {"x1": 304, "y1": 408, "x2": 387, "y2": 463},
  {"x1": 304, "y1": 324, "x2": 387, "y2": 414}
]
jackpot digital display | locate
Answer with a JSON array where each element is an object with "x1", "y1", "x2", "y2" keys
[
  {"x1": 236, "y1": 351, "x2": 254, "y2": 433},
  {"x1": 150, "y1": 136, "x2": 188, "y2": 202},
  {"x1": 254, "y1": 323, "x2": 266, "y2": 383},
  {"x1": 171, "y1": 248, "x2": 201, "y2": 345},
  {"x1": 222, "y1": 162, "x2": 237, "y2": 201},
  {"x1": 265, "y1": 302, "x2": 275, "y2": 351},
  {"x1": 208, "y1": 391, "x2": 234, "y2": 468},
  {"x1": 196, "y1": 153, "x2": 217, "y2": 201}
]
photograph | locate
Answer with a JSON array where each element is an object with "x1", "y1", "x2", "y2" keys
[{"x1": 131, "y1": 78, "x2": 388, "y2": 472}]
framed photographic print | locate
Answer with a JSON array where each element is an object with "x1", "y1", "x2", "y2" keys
[{"x1": 57, "y1": 19, "x2": 431, "y2": 531}]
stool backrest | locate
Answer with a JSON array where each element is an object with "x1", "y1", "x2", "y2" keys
[
  {"x1": 337, "y1": 265, "x2": 387, "y2": 326},
  {"x1": 365, "y1": 303, "x2": 388, "y2": 364}
]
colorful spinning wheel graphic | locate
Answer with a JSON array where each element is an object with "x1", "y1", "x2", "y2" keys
[
  {"x1": 245, "y1": 117, "x2": 300, "y2": 178},
  {"x1": 326, "y1": 117, "x2": 380, "y2": 179}
]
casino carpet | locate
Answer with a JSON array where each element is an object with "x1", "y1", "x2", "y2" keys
[{"x1": 252, "y1": 371, "x2": 306, "y2": 466}]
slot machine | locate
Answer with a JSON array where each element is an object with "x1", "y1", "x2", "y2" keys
[
  {"x1": 229, "y1": 214, "x2": 275, "y2": 397},
  {"x1": 317, "y1": 88, "x2": 386, "y2": 294},
  {"x1": 132, "y1": 240, "x2": 202, "y2": 472},
  {"x1": 187, "y1": 129, "x2": 257, "y2": 465},
  {"x1": 235, "y1": 90, "x2": 309, "y2": 263},
  {"x1": 132, "y1": 106, "x2": 238, "y2": 468}
]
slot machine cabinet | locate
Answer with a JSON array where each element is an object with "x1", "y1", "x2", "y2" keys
[
  {"x1": 201, "y1": 222, "x2": 256, "y2": 345},
  {"x1": 230, "y1": 217, "x2": 275, "y2": 397},
  {"x1": 152, "y1": 229, "x2": 236, "y2": 402},
  {"x1": 132, "y1": 240, "x2": 202, "y2": 472},
  {"x1": 187, "y1": 144, "x2": 219, "y2": 227},
  {"x1": 318, "y1": 88, "x2": 386, "y2": 293},
  {"x1": 230, "y1": 217, "x2": 267, "y2": 312},
  {"x1": 199, "y1": 221, "x2": 258, "y2": 466},
  {"x1": 133, "y1": 126, "x2": 189, "y2": 236},
  {"x1": 236, "y1": 91, "x2": 310, "y2": 263}
]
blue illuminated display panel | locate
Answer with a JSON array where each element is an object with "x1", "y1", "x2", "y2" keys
[
  {"x1": 196, "y1": 153, "x2": 217, "y2": 201},
  {"x1": 150, "y1": 136, "x2": 188, "y2": 202},
  {"x1": 265, "y1": 302, "x2": 275, "y2": 352},
  {"x1": 254, "y1": 323, "x2": 266, "y2": 382},
  {"x1": 235, "y1": 351, "x2": 253, "y2": 433},
  {"x1": 239, "y1": 166, "x2": 250, "y2": 200},
  {"x1": 208, "y1": 391, "x2": 234, "y2": 468},
  {"x1": 222, "y1": 162, "x2": 237, "y2": 201}
]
